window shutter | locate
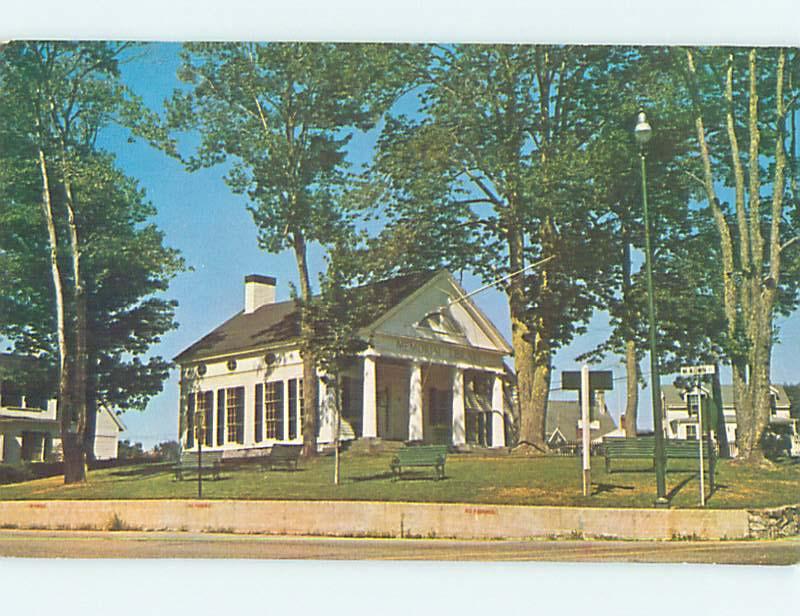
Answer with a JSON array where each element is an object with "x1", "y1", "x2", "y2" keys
[
  {"x1": 186, "y1": 393, "x2": 195, "y2": 449},
  {"x1": 217, "y1": 389, "x2": 225, "y2": 445},
  {"x1": 204, "y1": 391, "x2": 214, "y2": 446}
]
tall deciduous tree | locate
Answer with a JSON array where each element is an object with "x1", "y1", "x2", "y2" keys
[
  {"x1": 368, "y1": 45, "x2": 620, "y2": 449},
  {"x1": 167, "y1": 43, "x2": 411, "y2": 455},
  {"x1": 577, "y1": 48, "x2": 724, "y2": 437},
  {"x1": 0, "y1": 41, "x2": 182, "y2": 480},
  {"x1": 679, "y1": 47, "x2": 800, "y2": 461}
]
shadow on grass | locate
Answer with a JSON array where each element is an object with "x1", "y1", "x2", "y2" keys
[
  {"x1": 349, "y1": 471, "x2": 395, "y2": 483},
  {"x1": 392, "y1": 473, "x2": 449, "y2": 482},
  {"x1": 592, "y1": 482, "x2": 635, "y2": 496},
  {"x1": 349, "y1": 470, "x2": 449, "y2": 483},
  {"x1": 172, "y1": 476, "x2": 234, "y2": 483},
  {"x1": 665, "y1": 473, "x2": 697, "y2": 503},
  {"x1": 108, "y1": 463, "x2": 174, "y2": 478}
]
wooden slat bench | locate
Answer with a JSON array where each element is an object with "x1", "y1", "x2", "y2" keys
[
  {"x1": 174, "y1": 450, "x2": 223, "y2": 481},
  {"x1": 603, "y1": 436, "x2": 715, "y2": 490},
  {"x1": 603, "y1": 437, "x2": 657, "y2": 473},
  {"x1": 390, "y1": 445, "x2": 447, "y2": 480},
  {"x1": 261, "y1": 444, "x2": 303, "y2": 471}
]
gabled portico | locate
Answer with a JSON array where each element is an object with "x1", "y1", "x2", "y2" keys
[{"x1": 355, "y1": 270, "x2": 512, "y2": 447}]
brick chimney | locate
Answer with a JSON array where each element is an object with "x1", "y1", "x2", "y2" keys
[{"x1": 244, "y1": 275, "x2": 276, "y2": 314}]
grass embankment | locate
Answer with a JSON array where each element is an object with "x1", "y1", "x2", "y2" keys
[{"x1": 0, "y1": 452, "x2": 797, "y2": 509}]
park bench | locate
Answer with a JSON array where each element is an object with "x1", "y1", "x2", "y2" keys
[
  {"x1": 603, "y1": 436, "x2": 715, "y2": 490},
  {"x1": 390, "y1": 444, "x2": 447, "y2": 480},
  {"x1": 173, "y1": 450, "x2": 223, "y2": 481},
  {"x1": 261, "y1": 444, "x2": 303, "y2": 471}
]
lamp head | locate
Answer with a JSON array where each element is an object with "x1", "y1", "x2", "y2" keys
[{"x1": 634, "y1": 111, "x2": 652, "y2": 146}]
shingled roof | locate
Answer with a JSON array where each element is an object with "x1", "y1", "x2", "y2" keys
[
  {"x1": 174, "y1": 270, "x2": 439, "y2": 363},
  {"x1": 662, "y1": 384, "x2": 791, "y2": 410},
  {"x1": 545, "y1": 399, "x2": 618, "y2": 444}
]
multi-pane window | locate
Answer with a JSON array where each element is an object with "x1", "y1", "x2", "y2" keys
[
  {"x1": 687, "y1": 394, "x2": 702, "y2": 416},
  {"x1": 265, "y1": 381, "x2": 284, "y2": 440},
  {"x1": 226, "y1": 386, "x2": 245, "y2": 444},
  {"x1": 186, "y1": 393, "x2": 195, "y2": 449},
  {"x1": 216, "y1": 390, "x2": 225, "y2": 445},
  {"x1": 255, "y1": 383, "x2": 264, "y2": 442},
  {"x1": 686, "y1": 425, "x2": 697, "y2": 440},
  {"x1": 196, "y1": 391, "x2": 213, "y2": 446},
  {"x1": 288, "y1": 379, "x2": 298, "y2": 440}
]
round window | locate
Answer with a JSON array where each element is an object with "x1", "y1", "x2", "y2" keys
[
  {"x1": 227, "y1": 359, "x2": 237, "y2": 371},
  {"x1": 196, "y1": 363, "x2": 207, "y2": 376}
]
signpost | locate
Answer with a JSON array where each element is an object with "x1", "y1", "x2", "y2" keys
[
  {"x1": 562, "y1": 367, "x2": 613, "y2": 497},
  {"x1": 695, "y1": 389, "x2": 705, "y2": 507},
  {"x1": 679, "y1": 365, "x2": 716, "y2": 377},
  {"x1": 680, "y1": 364, "x2": 718, "y2": 507}
]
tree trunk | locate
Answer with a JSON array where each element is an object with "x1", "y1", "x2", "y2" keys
[
  {"x1": 507, "y1": 219, "x2": 546, "y2": 451},
  {"x1": 528, "y1": 331, "x2": 551, "y2": 449},
  {"x1": 621, "y1": 232, "x2": 638, "y2": 437},
  {"x1": 624, "y1": 340, "x2": 639, "y2": 437},
  {"x1": 294, "y1": 232, "x2": 319, "y2": 457},
  {"x1": 333, "y1": 372, "x2": 341, "y2": 485},
  {"x1": 37, "y1": 147, "x2": 86, "y2": 483},
  {"x1": 62, "y1": 172, "x2": 88, "y2": 483}
]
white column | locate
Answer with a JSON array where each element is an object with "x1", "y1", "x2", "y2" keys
[
  {"x1": 317, "y1": 376, "x2": 335, "y2": 444},
  {"x1": 362, "y1": 355, "x2": 378, "y2": 438},
  {"x1": 452, "y1": 368, "x2": 466, "y2": 446},
  {"x1": 408, "y1": 362, "x2": 423, "y2": 441},
  {"x1": 491, "y1": 373, "x2": 505, "y2": 447}
]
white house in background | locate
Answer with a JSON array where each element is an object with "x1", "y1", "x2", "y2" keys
[
  {"x1": 545, "y1": 392, "x2": 620, "y2": 452},
  {"x1": 0, "y1": 353, "x2": 125, "y2": 464},
  {"x1": 174, "y1": 270, "x2": 514, "y2": 456},
  {"x1": 661, "y1": 383, "x2": 797, "y2": 457}
]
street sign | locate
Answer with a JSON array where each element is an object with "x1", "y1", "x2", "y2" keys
[
  {"x1": 680, "y1": 365, "x2": 716, "y2": 376},
  {"x1": 562, "y1": 370, "x2": 613, "y2": 391}
]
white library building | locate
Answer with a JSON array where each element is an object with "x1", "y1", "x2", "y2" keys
[{"x1": 175, "y1": 269, "x2": 513, "y2": 455}]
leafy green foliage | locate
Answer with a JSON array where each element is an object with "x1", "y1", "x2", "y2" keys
[
  {"x1": 167, "y1": 43, "x2": 414, "y2": 256},
  {"x1": 0, "y1": 42, "x2": 184, "y2": 416},
  {"x1": 367, "y1": 45, "x2": 625, "y2": 352}
]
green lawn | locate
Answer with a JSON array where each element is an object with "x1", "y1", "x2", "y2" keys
[{"x1": 0, "y1": 451, "x2": 798, "y2": 509}]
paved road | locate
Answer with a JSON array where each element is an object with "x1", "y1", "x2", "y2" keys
[{"x1": 0, "y1": 530, "x2": 798, "y2": 564}]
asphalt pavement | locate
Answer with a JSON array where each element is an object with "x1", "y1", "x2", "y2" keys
[{"x1": 0, "y1": 529, "x2": 797, "y2": 564}]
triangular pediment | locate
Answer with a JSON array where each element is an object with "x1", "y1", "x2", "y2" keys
[{"x1": 361, "y1": 270, "x2": 511, "y2": 355}]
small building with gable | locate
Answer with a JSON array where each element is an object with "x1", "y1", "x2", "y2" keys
[
  {"x1": 0, "y1": 353, "x2": 125, "y2": 463},
  {"x1": 174, "y1": 270, "x2": 513, "y2": 455}
]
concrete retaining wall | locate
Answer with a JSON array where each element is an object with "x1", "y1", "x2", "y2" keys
[{"x1": 0, "y1": 499, "x2": 751, "y2": 540}]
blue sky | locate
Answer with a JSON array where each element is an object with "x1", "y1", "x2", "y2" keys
[{"x1": 93, "y1": 43, "x2": 800, "y2": 447}]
